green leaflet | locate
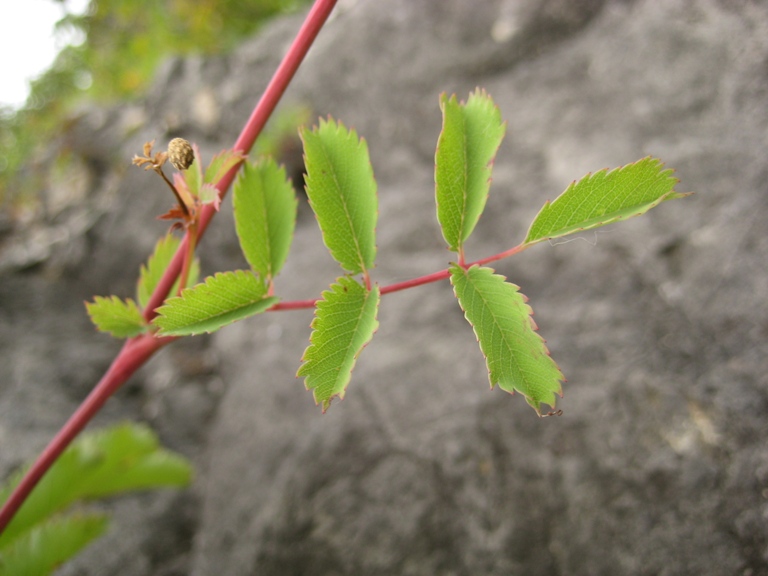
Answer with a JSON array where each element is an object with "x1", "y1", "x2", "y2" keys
[
  {"x1": 435, "y1": 90, "x2": 506, "y2": 254},
  {"x1": 0, "y1": 514, "x2": 108, "y2": 576},
  {"x1": 297, "y1": 277, "x2": 380, "y2": 412},
  {"x1": 136, "y1": 233, "x2": 200, "y2": 309},
  {"x1": 85, "y1": 296, "x2": 147, "y2": 338},
  {"x1": 450, "y1": 264, "x2": 564, "y2": 415},
  {"x1": 301, "y1": 118, "x2": 378, "y2": 275},
  {"x1": 153, "y1": 270, "x2": 278, "y2": 336},
  {"x1": 524, "y1": 157, "x2": 688, "y2": 245},
  {"x1": 0, "y1": 423, "x2": 191, "y2": 555},
  {"x1": 233, "y1": 158, "x2": 297, "y2": 282}
]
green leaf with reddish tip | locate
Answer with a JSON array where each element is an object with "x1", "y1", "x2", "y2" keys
[
  {"x1": 524, "y1": 157, "x2": 689, "y2": 245},
  {"x1": 297, "y1": 277, "x2": 380, "y2": 411},
  {"x1": 301, "y1": 118, "x2": 378, "y2": 275},
  {"x1": 233, "y1": 158, "x2": 297, "y2": 282},
  {"x1": 435, "y1": 89, "x2": 506, "y2": 253},
  {"x1": 198, "y1": 183, "x2": 221, "y2": 210},
  {"x1": 153, "y1": 270, "x2": 278, "y2": 336},
  {"x1": 450, "y1": 264, "x2": 564, "y2": 415},
  {"x1": 85, "y1": 296, "x2": 147, "y2": 338},
  {"x1": 204, "y1": 148, "x2": 245, "y2": 184}
]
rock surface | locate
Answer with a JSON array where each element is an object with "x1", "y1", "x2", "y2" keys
[{"x1": 2, "y1": 0, "x2": 768, "y2": 574}]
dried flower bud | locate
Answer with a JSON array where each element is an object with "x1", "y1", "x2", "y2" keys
[{"x1": 168, "y1": 138, "x2": 194, "y2": 171}]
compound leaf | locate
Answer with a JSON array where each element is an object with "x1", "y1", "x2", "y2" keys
[
  {"x1": 137, "y1": 233, "x2": 199, "y2": 309},
  {"x1": 297, "y1": 277, "x2": 380, "y2": 411},
  {"x1": 85, "y1": 296, "x2": 146, "y2": 338},
  {"x1": 450, "y1": 264, "x2": 564, "y2": 414},
  {"x1": 0, "y1": 422, "x2": 191, "y2": 550},
  {"x1": 233, "y1": 158, "x2": 297, "y2": 282},
  {"x1": 153, "y1": 270, "x2": 278, "y2": 336},
  {"x1": 435, "y1": 90, "x2": 506, "y2": 253},
  {"x1": 301, "y1": 119, "x2": 378, "y2": 274},
  {"x1": 0, "y1": 513, "x2": 108, "y2": 576},
  {"x1": 524, "y1": 157, "x2": 689, "y2": 245}
]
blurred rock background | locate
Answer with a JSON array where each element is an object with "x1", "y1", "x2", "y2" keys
[{"x1": 1, "y1": 0, "x2": 767, "y2": 574}]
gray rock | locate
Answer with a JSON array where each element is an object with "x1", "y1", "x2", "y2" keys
[{"x1": 2, "y1": 0, "x2": 767, "y2": 574}]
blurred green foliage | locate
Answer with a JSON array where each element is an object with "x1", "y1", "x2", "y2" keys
[
  {"x1": 0, "y1": 422, "x2": 192, "y2": 575},
  {"x1": 0, "y1": 0, "x2": 310, "y2": 214}
]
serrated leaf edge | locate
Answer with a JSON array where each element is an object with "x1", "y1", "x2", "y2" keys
[
  {"x1": 297, "y1": 277, "x2": 380, "y2": 412},
  {"x1": 435, "y1": 89, "x2": 506, "y2": 254},
  {"x1": 233, "y1": 158, "x2": 297, "y2": 283},
  {"x1": 85, "y1": 295, "x2": 148, "y2": 338},
  {"x1": 450, "y1": 264, "x2": 564, "y2": 415},
  {"x1": 152, "y1": 270, "x2": 277, "y2": 336},
  {"x1": 301, "y1": 118, "x2": 378, "y2": 275},
  {"x1": 524, "y1": 157, "x2": 689, "y2": 245}
]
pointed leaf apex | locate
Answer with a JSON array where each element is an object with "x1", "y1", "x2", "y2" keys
[
  {"x1": 435, "y1": 90, "x2": 506, "y2": 253},
  {"x1": 153, "y1": 270, "x2": 278, "y2": 336},
  {"x1": 524, "y1": 156, "x2": 688, "y2": 245}
]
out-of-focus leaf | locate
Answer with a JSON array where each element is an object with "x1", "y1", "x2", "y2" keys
[
  {"x1": 0, "y1": 513, "x2": 108, "y2": 576},
  {"x1": 0, "y1": 423, "x2": 191, "y2": 550}
]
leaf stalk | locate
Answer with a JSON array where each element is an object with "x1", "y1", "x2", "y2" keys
[
  {"x1": 157, "y1": 168, "x2": 191, "y2": 217},
  {"x1": 269, "y1": 242, "x2": 532, "y2": 311}
]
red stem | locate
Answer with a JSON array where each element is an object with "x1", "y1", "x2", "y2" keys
[
  {"x1": 178, "y1": 222, "x2": 198, "y2": 295},
  {"x1": 269, "y1": 243, "x2": 532, "y2": 311},
  {"x1": 0, "y1": 0, "x2": 338, "y2": 538},
  {"x1": 380, "y1": 268, "x2": 451, "y2": 296}
]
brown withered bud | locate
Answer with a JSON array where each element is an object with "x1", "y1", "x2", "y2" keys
[{"x1": 168, "y1": 138, "x2": 194, "y2": 171}]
